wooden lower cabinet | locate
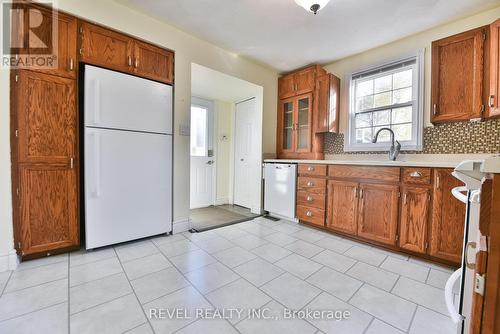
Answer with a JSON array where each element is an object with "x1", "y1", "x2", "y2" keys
[
  {"x1": 430, "y1": 169, "x2": 466, "y2": 263},
  {"x1": 19, "y1": 164, "x2": 79, "y2": 256},
  {"x1": 326, "y1": 180, "x2": 358, "y2": 234},
  {"x1": 357, "y1": 183, "x2": 399, "y2": 246},
  {"x1": 399, "y1": 186, "x2": 430, "y2": 254}
]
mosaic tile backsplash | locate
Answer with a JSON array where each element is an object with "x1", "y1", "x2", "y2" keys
[{"x1": 324, "y1": 119, "x2": 500, "y2": 154}]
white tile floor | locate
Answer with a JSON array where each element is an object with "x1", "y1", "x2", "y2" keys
[{"x1": 0, "y1": 217, "x2": 459, "y2": 334}]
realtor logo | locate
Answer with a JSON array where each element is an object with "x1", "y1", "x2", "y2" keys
[{"x1": 1, "y1": 0, "x2": 59, "y2": 69}]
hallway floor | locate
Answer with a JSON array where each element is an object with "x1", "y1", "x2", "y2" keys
[
  {"x1": 0, "y1": 218, "x2": 458, "y2": 334},
  {"x1": 190, "y1": 204, "x2": 258, "y2": 231}
]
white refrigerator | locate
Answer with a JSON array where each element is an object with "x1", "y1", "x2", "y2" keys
[{"x1": 84, "y1": 65, "x2": 173, "y2": 249}]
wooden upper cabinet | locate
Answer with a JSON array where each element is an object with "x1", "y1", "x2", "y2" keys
[
  {"x1": 295, "y1": 93, "x2": 313, "y2": 152},
  {"x1": 315, "y1": 73, "x2": 340, "y2": 133},
  {"x1": 279, "y1": 75, "x2": 296, "y2": 99},
  {"x1": 488, "y1": 19, "x2": 500, "y2": 118},
  {"x1": 133, "y1": 41, "x2": 174, "y2": 84},
  {"x1": 23, "y1": 5, "x2": 77, "y2": 78},
  {"x1": 79, "y1": 21, "x2": 133, "y2": 73},
  {"x1": 19, "y1": 165, "x2": 78, "y2": 256},
  {"x1": 278, "y1": 66, "x2": 317, "y2": 99},
  {"x1": 430, "y1": 169, "x2": 466, "y2": 264},
  {"x1": 399, "y1": 186, "x2": 430, "y2": 254},
  {"x1": 327, "y1": 180, "x2": 358, "y2": 234},
  {"x1": 357, "y1": 183, "x2": 399, "y2": 245},
  {"x1": 294, "y1": 67, "x2": 316, "y2": 95},
  {"x1": 277, "y1": 97, "x2": 295, "y2": 153},
  {"x1": 16, "y1": 71, "x2": 76, "y2": 164},
  {"x1": 431, "y1": 27, "x2": 487, "y2": 123}
]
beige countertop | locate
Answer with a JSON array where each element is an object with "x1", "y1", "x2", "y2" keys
[{"x1": 264, "y1": 154, "x2": 495, "y2": 168}]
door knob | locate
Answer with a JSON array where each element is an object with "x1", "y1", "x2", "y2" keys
[
  {"x1": 240, "y1": 158, "x2": 244, "y2": 161},
  {"x1": 206, "y1": 160, "x2": 214, "y2": 165}
]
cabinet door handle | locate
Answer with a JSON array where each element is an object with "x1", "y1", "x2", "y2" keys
[
  {"x1": 69, "y1": 58, "x2": 74, "y2": 71},
  {"x1": 359, "y1": 188, "x2": 364, "y2": 199},
  {"x1": 134, "y1": 57, "x2": 139, "y2": 68},
  {"x1": 306, "y1": 196, "x2": 313, "y2": 202},
  {"x1": 433, "y1": 104, "x2": 437, "y2": 115},
  {"x1": 403, "y1": 193, "x2": 407, "y2": 204},
  {"x1": 410, "y1": 171, "x2": 422, "y2": 177},
  {"x1": 436, "y1": 175, "x2": 440, "y2": 189},
  {"x1": 353, "y1": 187, "x2": 357, "y2": 198},
  {"x1": 306, "y1": 210, "x2": 313, "y2": 217},
  {"x1": 128, "y1": 56, "x2": 132, "y2": 66},
  {"x1": 489, "y1": 95, "x2": 494, "y2": 107},
  {"x1": 70, "y1": 157, "x2": 74, "y2": 169}
]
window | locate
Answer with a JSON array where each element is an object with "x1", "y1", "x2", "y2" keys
[
  {"x1": 190, "y1": 105, "x2": 208, "y2": 156},
  {"x1": 346, "y1": 52, "x2": 423, "y2": 151}
]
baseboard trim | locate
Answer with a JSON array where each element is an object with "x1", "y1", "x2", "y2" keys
[
  {"x1": 0, "y1": 249, "x2": 19, "y2": 272},
  {"x1": 172, "y1": 218, "x2": 191, "y2": 234}
]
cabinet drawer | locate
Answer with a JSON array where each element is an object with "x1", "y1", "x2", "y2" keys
[
  {"x1": 328, "y1": 165, "x2": 400, "y2": 183},
  {"x1": 297, "y1": 191, "x2": 325, "y2": 210},
  {"x1": 402, "y1": 168, "x2": 432, "y2": 185},
  {"x1": 297, "y1": 205, "x2": 325, "y2": 227},
  {"x1": 298, "y1": 164, "x2": 327, "y2": 176},
  {"x1": 297, "y1": 177, "x2": 326, "y2": 194}
]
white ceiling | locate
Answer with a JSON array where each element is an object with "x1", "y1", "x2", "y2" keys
[
  {"x1": 119, "y1": 0, "x2": 500, "y2": 72},
  {"x1": 191, "y1": 63, "x2": 262, "y2": 102}
]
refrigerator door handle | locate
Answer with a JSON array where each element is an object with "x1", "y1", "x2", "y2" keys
[
  {"x1": 89, "y1": 132, "x2": 101, "y2": 197},
  {"x1": 445, "y1": 268, "x2": 465, "y2": 324}
]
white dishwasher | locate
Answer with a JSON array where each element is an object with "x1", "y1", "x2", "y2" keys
[{"x1": 264, "y1": 163, "x2": 297, "y2": 220}]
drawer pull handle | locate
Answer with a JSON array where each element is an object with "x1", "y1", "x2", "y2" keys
[
  {"x1": 306, "y1": 196, "x2": 313, "y2": 202},
  {"x1": 306, "y1": 211, "x2": 313, "y2": 217},
  {"x1": 307, "y1": 166, "x2": 315, "y2": 172},
  {"x1": 307, "y1": 181, "x2": 314, "y2": 187},
  {"x1": 410, "y1": 171, "x2": 422, "y2": 177}
]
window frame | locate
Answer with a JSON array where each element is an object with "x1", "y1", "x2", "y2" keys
[{"x1": 345, "y1": 50, "x2": 425, "y2": 152}]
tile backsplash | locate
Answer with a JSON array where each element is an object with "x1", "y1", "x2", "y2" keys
[{"x1": 324, "y1": 119, "x2": 500, "y2": 155}]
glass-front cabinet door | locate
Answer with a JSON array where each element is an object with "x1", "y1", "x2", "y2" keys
[
  {"x1": 295, "y1": 94, "x2": 312, "y2": 152},
  {"x1": 281, "y1": 99, "x2": 294, "y2": 152}
]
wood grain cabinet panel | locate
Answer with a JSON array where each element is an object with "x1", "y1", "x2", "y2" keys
[
  {"x1": 488, "y1": 19, "x2": 500, "y2": 118},
  {"x1": 326, "y1": 180, "x2": 358, "y2": 234},
  {"x1": 278, "y1": 74, "x2": 295, "y2": 99},
  {"x1": 19, "y1": 165, "x2": 79, "y2": 256},
  {"x1": 24, "y1": 5, "x2": 77, "y2": 78},
  {"x1": 314, "y1": 74, "x2": 340, "y2": 134},
  {"x1": 357, "y1": 183, "x2": 399, "y2": 245},
  {"x1": 431, "y1": 27, "x2": 487, "y2": 123},
  {"x1": 298, "y1": 164, "x2": 327, "y2": 176},
  {"x1": 297, "y1": 205, "x2": 325, "y2": 227},
  {"x1": 430, "y1": 169, "x2": 466, "y2": 263},
  {"x1": 16, "y1": 71, "x2": 76, "y2": 164},
  {"x1": 399, "y1": 186, "x2": 430, "y2": 254},
  {"x1": 294, "y1": 67, "x2": 316, "y2": 95},
  {"x1": 79, "y1": 22, "x2": 133, "y2": 73},
  {"x1": 133, "y1": 41, "x2": 174, "y2": 84}
]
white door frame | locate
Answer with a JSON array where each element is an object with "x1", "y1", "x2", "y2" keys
[{"x1": 190, "y1": 96, "x2": 217, "y2": 208}]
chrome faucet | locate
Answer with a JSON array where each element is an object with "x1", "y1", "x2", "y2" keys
[{"x1": 372, "y1": 127, "x2": 401, "y2": 161}]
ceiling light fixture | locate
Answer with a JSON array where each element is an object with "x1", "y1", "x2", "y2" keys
[{"x1": 294, "y1": 0, "x2": 331, "y2": 14}]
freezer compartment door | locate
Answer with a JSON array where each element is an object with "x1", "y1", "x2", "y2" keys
[
  {"x1": 85, "y1": 127, "x2": 172, "y2": 249},
  {"x1": 264, "y1": 163, "x2": 297, "y2": 220},
  {"x1": 84, "y1": 65, "x2": 172, "y2": 134}
]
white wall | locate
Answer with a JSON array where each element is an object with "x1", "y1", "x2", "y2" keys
[
  {"x1": 0, "y1": 0, "x2": 278, "y2": 266},
  {"x1": 323, "y1": 6, "x2": 500, "y2": 134},
  {"x1": 214, "y1": 100, "x2": 235, "y2": 205}
]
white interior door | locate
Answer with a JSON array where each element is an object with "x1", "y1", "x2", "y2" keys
[
  {"x1": 190, "y1": 99, "x2": 215, "y2": 209},
  {"x1": 234, "y1": 98, "x2": 258, "y2": 209}
]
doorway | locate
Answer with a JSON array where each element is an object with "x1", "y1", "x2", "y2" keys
[
  {"x1": 189, "y1": 97, "x2": 215, "y2": 209},
  {"x1": 189, "y1": 64, "x2": 264, "y2": 231}
]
